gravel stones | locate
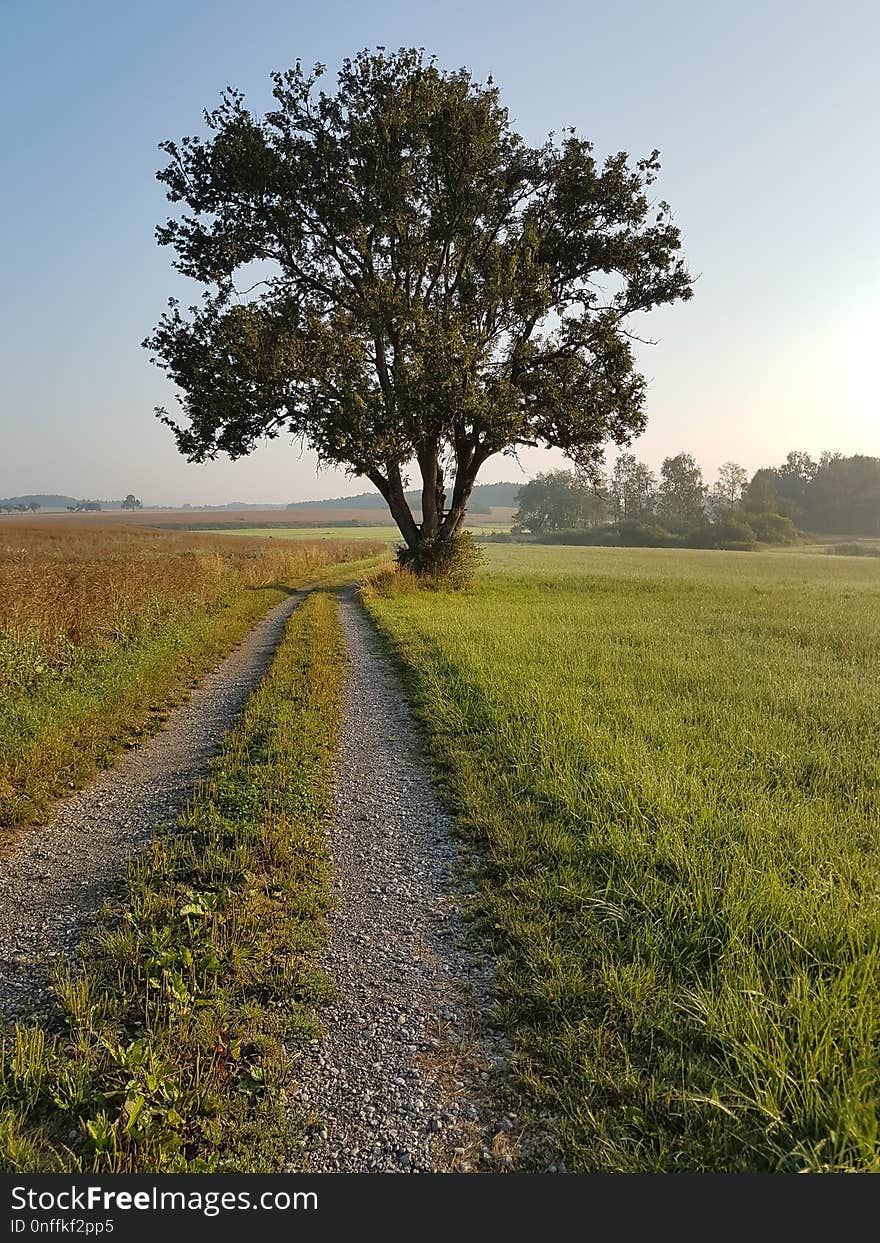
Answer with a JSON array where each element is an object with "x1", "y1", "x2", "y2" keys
[
  {"x1": 0, "y1": 591, "x2": 304, "y2": 1022},
  {"x1": 290, "y1": 591, "x2": 504, "y2": 1173}
]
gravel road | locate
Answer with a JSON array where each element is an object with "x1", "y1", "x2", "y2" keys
[
  {"x1": 290, "y1": 591, "x2": 510, "y2": 1173},
  {"x1": 0, "y1": 590, "x2": 304, "y2": 1022}
]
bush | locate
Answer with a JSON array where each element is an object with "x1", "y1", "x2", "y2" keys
[
  {"x1": 395, "y1": 532, "x2": 484, "y2": 590},
  {"x1": 829, "y1": 543, "x2": 880, "y2": 558},
  {"x1": 616, "y1": 520, "x2": 680, "y2": 548},
  {"x1": 478, "y1": 530, "x2": 516, "y2": 543},
  {"x1": 685, "y1": 514, "x2": 757, "y2": 551},
  {"x1": 536, "y1": 527, "x2": 612, "y2": 546},
  {"x1": 747, "y1": 512, "x2": 801, "y2": 545}
]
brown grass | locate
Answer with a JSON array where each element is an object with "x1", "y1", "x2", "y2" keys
[
  {"x1": 0, "y1": 509, "x2": 392, "y2": 530},
  {"x1": 0, "y1": 523, "x2": 380, "y2": 657},
  {"x1": 0, "y1": 524, "x2": 384, "y2": 833}
]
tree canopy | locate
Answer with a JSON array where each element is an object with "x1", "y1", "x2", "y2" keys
[
  {"x1": 609, "y1": 452, "x2": 657, "y2": 521},
  {"x1": 513, "y1": 469, "x2": 607, "y2": 533},
  {"x1": 145, "y1": 48, "x2": 692, "y2": 561},
  {"x1": 744, "y1": 452, "x2": 880, "y2": 534},
  {"x1": 656, "y1": 452, "x2": 705, "y2": 524}
]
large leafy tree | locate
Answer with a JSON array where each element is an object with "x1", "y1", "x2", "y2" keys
[{"x1": 145, "y1": 48, "x2": 692, "y2": 564}]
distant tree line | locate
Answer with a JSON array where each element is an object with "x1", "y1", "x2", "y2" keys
[{"x1": 512, "y1": 451, "x2": 880, "y2": 548}]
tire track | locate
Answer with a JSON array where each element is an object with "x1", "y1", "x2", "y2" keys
[
  {"x1": 290, "y1": 590, "x2": 509, "y2": 1173},
  {"x1": 0, "y1": 590, "x2": 305, "y2": 1022}
]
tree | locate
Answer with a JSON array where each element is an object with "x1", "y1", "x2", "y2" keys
[
  {"x1": 27, "y1": 502, "x2": 40, "y2": 512},
  {"x1": 807, "y1": 454, "x2": 880, "y2": 534},
  {"x1": 121, "y1": 494, "x2": 143, "y2": 510},
  {"x1": 772, "y1": 450, "x2": 816, "y2": 521},
  {"x1": 145, "y1": 48, "x2": 692, "y2": 573},
  {"x1": 608, "y1": 453, "x2": 656, "y2": 521},
  {"x1": 656, "y1": 452, "x2": 705, "y2": 524},
  {"x1": 709, "y1": 461, "x2": 748, "y2": 512},
  {"x1": 743, "y1": 467, "x2": 778, "y2": 513},
  {"x1": 513, "y1": 469, "x2": 607, "y2": 533}
]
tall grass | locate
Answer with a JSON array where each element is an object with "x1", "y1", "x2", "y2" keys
[
  {"x1": 365, "y1": 545, "x2": 880, "y2": 1171},
  {"x1": 0, "y1": 524, "x2": 382, "y2": 831}
]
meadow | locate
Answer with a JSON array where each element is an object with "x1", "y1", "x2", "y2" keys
[
  {"x1": 365, "y1": 543, "x2": 880, "y2": 1171},
  {"x1": 0, "y1": 523, "x2": 382, "y2": 833}
]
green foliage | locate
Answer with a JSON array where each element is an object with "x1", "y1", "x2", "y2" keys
[
  {"x1": 513, "y1": 470, "x2": 607, "y2": 534},
  {"x1": 366, "y1": 544, "x2": 880, "y2": 1171},
  {"x1": 685, "y1": 513, "x2": 757, "y2": 550},
  {"x1": 709, "y1": 461, "x2": 749, "y2": 513},
  {"x1": 0, "y1": 592, "x2": 344, "y2": 1173},
  {"x1": 616, "y1": 519, "x2": 679, "y2": 547},
  {"x1": 747, "y1": 512, "x2": 801, "y2": 545},
  {"x1": 608, "y1": 453, "x2": 657, "y2": 522},
  {"x1": 656, "y1": 453, "x2": 705, "y2": 524},
  {"x1": 145, "y1": 48, "x2": 692, "y2": 557},
  {"x1": 745, "y1": 452, "x2": 880, "y2": 535},
  {"x1": 829, "y1": 543, "x2": 880, "y2": 558}
]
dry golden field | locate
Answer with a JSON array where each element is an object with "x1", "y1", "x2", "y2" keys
[{"x1": 0, "y1": 523, "x2": 383, "y2": 831}]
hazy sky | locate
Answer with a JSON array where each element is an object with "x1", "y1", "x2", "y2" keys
[{"x1": 1, "y1": 1, "x2": 877, "y2": 504}]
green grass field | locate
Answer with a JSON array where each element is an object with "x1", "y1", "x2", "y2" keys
[{"x1": 365, "y1": 543, "x2": 880, "y2": 1171}]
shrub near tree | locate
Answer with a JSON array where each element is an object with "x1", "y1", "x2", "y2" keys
[{"x1": 145, "y1": 48, "x2": 692, "y2": 583}]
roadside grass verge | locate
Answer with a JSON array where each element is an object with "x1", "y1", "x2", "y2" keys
[
  {"x1": 0, "y1": 525, "x2": 380, "y2": 834},
  {"x1": 363, "y1": 548, "x2": 880, "y2": 1171},
  {"x1": 0, "y1": 590, "x2": 344, "y2": 1172}
]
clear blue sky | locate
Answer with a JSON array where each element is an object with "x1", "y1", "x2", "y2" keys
[{"x1": 1, "y1": 0, "x2": 877, "y2": 504}]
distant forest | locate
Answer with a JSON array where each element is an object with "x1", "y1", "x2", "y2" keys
[{"x1": 511, "y1": 452, "x2": 880, "y2": 548}]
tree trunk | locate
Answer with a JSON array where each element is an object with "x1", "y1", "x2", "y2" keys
[
  {"x1": 366, "y1": 467, "x2": 420, "y2": 548},
  {"x1": 369, "y1": 440, "x2": 489, "y2": 563},
  {"x1": 417, "y1": 440, "x2": 444, "y2": 539},
  {"x1": 438, "y1": 443, "x2": 488, "y2": 540}
]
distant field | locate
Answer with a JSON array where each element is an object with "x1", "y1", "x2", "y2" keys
[
  {"x1": 0, "y1": 508, "x2": 395, "y2": 530},
  {"x1": 0, "y1": 504, "x2": 517, "y2": 532},
  {"x1": 0, "y1": 524, "x2": 383, "y2": 833},
  {"x1": 208, "y1": 516, "x2": 515, "y2": 544},
  {"x1": 366, "y1": 543, "x2": 880, "y2": 1170},
  {"x1": 218, "y1": 525, "x2": 404, "y2": 543}
]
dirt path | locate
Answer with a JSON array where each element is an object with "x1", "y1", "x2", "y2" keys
[
  {"x1": 290, "y1": 590, "x2": 508, "y2": 1173},
  {"x1": 0, "y1": 590, "x2": 305, "y2": 1022}
]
